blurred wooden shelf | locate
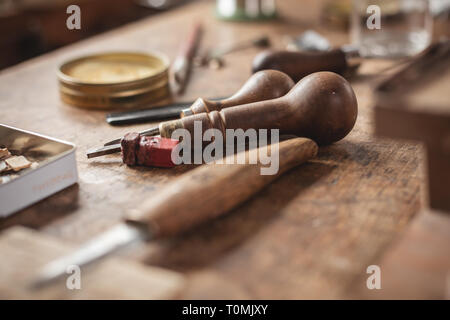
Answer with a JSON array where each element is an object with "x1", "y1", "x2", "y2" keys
[{"x1": 0, "y1": 0, "x2": 162, "y2": 70}]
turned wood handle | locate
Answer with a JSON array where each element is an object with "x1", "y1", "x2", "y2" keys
[
  {"x1": 184, "y1": 70, "x2": 294, "y2": 116},
  {"x1": 162, "y1": 72, "x2": 358, "y2": 146},
  {"x1": 126, "y1": 137, "x2": 318, "y2": 238},
  {"x1": 252, "y1": 49, "x2": 348, "y2": 82}
]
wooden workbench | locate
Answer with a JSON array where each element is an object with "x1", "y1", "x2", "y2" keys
[{"x1": 0, "y1": 0, "x2": 433, "y2": 299}]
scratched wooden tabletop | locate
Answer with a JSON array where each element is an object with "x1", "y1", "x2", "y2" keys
[{"x1": 0, "y1": 0, "x2": 425, "y2": 298}]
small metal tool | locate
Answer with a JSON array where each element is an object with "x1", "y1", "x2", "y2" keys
[
  {"x1": 196, "y1": 35, "x2": 270, "y2": 68},
  {"x1": 106, "y1": 101, "x2": 194, "y2": 126},
  {"x1": 105, "y1": 98, "x2": 225, "y2": 126},
  {"x1": 87, "y1": 144, "x2": 122, "y2": 159}
]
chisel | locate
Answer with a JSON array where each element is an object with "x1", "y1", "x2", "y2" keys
[{"x1": 33, "y1": 137, "x2": 318, "y2": 288}]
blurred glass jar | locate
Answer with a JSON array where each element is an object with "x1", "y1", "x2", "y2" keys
[
  {"x1": 351, "y1": 0, "x2": 433, "y2": 57},
  {"x1": 216, "y1": 0, "x2": 277, "y2": 21}
]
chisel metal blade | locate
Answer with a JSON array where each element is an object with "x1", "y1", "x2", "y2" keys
[{"x1": 31, "y1": 223, "x2": 149, "y2": 289}]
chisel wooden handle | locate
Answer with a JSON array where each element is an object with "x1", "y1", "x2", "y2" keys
[
  {"x1": 252, "y1": 49, "x2": 348, "y2": 82},
  {"x1": 181, "y1": 70, "x2": 294, "y2": 116},
  {"x1": 126, "y1": 137, "x2": 318, "y2": 238}
]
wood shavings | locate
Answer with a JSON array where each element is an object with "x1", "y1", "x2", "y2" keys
[{"x1": 5, "y1": 156, "x2": 32, "y2": 172}]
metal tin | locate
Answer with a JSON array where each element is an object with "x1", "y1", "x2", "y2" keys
[
  {"x1": 58, "y1": 52, "x2": 170, "y2": 110},
  {"x1": 0, "y1": 124, "x2": 78, "y2": 217}
]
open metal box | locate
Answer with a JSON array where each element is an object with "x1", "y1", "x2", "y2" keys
[{"x1": 0, "y1": 124, "x2": 78, "y2": 217}]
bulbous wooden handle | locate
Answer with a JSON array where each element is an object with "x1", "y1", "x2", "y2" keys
[
  {"x1": 182, "y1": 70, "x2": 294, "y2": 116},
  {"x1": 162, "y1": 72, "x2": 358, "y2": 146},
  {"x1": 252, "y1": 49, "x2": 348, "y2": 82},
  {"x1": 126, "y1": 137, "x2": 318, "y2": 238}
]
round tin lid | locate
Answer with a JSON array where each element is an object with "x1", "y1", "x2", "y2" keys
[{"x1": 58, "y1": 52, "x2": 170, "y2": 109}]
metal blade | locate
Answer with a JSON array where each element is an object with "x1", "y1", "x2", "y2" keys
[
  {"x1": 31, "y1": 223, "x2": 149, "y2": 289},
  {"x1": 106, "y1": 102, "x2": 192, "y2": 126},
  {"x1": 103, "y1": 126, "x2": 160, "y2": 146},
  {"x1": 86, "y1": 144, "x2": 121, "y2": 158}
]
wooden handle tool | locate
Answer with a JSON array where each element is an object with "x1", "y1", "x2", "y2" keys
[
  {"x1": 101, "y1": 70, "x2": 294, "y2": 146},
  {"x1": 180, "y1": 69, "x2": 294, "y2": 116},
  {"x1": 35, "y1": 137, "x2": 317, "y2": 288},
  {"x1": 172, "y1": 22, "x2": 203, "y2": 94},
  {"x1": 160, "y1": 71, "x2": 358, "y2": 145},
  {"x1": 90, "y1": 71, "x2": 356, "y2": 158},
  {"x1": 126, "y1": 137, "x2": 318, "y2": 237},
  {"x1": 252, "y1": 49, "x2": 348, "y2": 82}
]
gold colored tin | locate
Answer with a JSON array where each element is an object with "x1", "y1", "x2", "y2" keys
[{"x1": 58, "y1": 52, "x2": 170, "y2": 110}]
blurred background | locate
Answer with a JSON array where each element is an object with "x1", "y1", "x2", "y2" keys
[
  {"x1": 0, "y1": 0, "x2": 449, "y2": 70},
  {"x1": 0, "y1": 0, "x2": 190, "y2": 70}
]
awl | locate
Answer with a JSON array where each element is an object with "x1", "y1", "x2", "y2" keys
[{"x1": 102, "y1": 70, "x2": 294, "y2": 146}]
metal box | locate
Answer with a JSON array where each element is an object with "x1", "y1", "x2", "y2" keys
[{"x1": 0, "y1": 124, "x2": 78, "y2": 217}]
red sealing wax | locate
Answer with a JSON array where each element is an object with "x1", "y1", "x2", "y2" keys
[
  {"x1": 121, "y1": 132, "x2": 140, "y2": 166},
  {"x1": 136, "y1": 136, "x2": 179, "y2": 168}
]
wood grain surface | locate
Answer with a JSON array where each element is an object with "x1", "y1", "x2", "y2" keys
[
  {"x1": 0, "y1": 227, "x2": 184, "y2": 299},
  {"x1": 0, "y1": 0, "x2": 435, "y2": 299},
  {"x1": 349, "y1": 209, "x2": 450, "y2": 299}
]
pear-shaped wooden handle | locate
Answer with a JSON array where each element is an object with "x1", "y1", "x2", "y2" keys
[
  {"x1": 182, "y1": 70, "x2": 294, "y2": 116},
  {"x1": 126, "y1": 137, "x2": 318, "y2": 238},
  {"x1": 252, "y1": 49, "x2": 348, "y2": 82},
  {"x1": 161, "y1": 72, "x2": 358, "y2": 146}
]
